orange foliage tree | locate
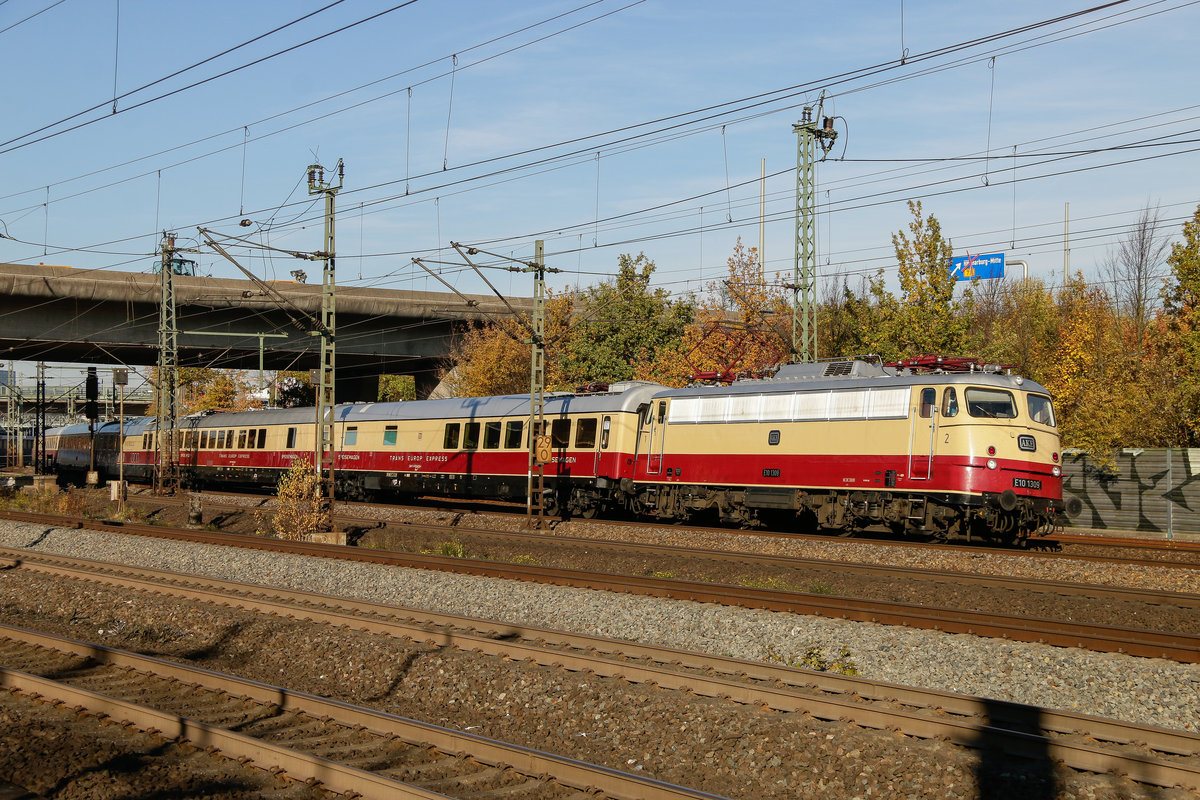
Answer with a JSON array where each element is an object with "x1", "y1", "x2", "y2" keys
[
  {"x1": 439, "y1": 293, "x2": 574, "y2": 397},
  {"x1": 636, "y1": 239, "x2": 790, "y2": 386}
]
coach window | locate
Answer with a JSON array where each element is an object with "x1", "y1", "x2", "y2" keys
[
  {"x1": 483, "y1": 421, "x2": 501, "y2": 449},
  {"x1": 142, "y1": 433, "x2": 150, "y2": 450},
  {"x1": 600, "y1": 416, "x2": 611, "y2": 449},
  {"x1": 551, "y1": 418, "x2": 571, "y2": 448},
  {"x1": 236, "y1": 430, "x2": 247, "y2": 449},
  {"x1": 918, "y1": 388, "x2": 936, "y2": 418},
  {"x1": 344, "y1": 426, "x2": 358, "y2": 447},
  {"x1": 443, "y1": 423, "x2": 459, "y2": 449},
  {"x1": 383, "y1": 425, "x2": 398, "y2": 446},
  {"x1": 218, "y1": 430, "x2": 227, "y2": 449},
  {"x1": 463, "y1": 422, "x2": 481, "y2": 449},
  {"x1": 575, "y1": 418, "x2": 598, "y2": 448},
  {"x1": 256, "y1": 428, "x2": 267, "y2": 448},
  {"x1": 941, "y1": 388, "x2": 959, "y2": 418},
  {"x1": 286, "y1": 427, "x2": 297, "y2": 449},
  {"x1": 504, "y1": 420, "x2": 523, "y2": 449}
]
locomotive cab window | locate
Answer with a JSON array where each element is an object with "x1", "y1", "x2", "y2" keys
[
  {"x1": 343, "y1": 426, "x2": 358, "y2": 447},
  {"x1": 656, "y1": 401, "x2": 667, "y2": 424},
  {"x1": 483, "y1": 421, "x2": 501, "y2": 449},
  {"x1": 1027, "y1": 394, "x2": 1056, "y2": 427},
  {"x1": 600, "y1": 416, "x2": 611, "y2": 449},
  {"x1": 383, "y1": 426, "x2": 398, "y2": 446},
  {"x1": 504, "y1": 420, "x2": 523, "y2": 449},
  {"x1": 575, "y1": 418, "x2": 597, "y2": 448},
  {"x1": 443, "y1": 423, "x2": 459, "y2": 449},
  {"x1": 551, "y1": 418, "x2": 571, "y2": 448},
  {"x1": 918, "y1": 388, "x2": 936, "y2": 418},
  {"x1": 942, "y1": 388, "x2": 959, "y2": 418},
  {"x1": 965, "y1": 387, "x2": 1017, "y2": 419},
  {"x1": 463, "y1": 422, "x2": 480, "y2": 449}
]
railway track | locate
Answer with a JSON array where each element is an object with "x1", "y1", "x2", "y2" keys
[
  {"x1": 2, "y1": 509, "x2": 1198, "y2": 662},
  {"x1": 122, "y1": 488, "x2": 1200, "y2": 570},
  {"x1": 2, "y1": 547, "x2": 1199, "y2": 792},
  {"x1": 0, "y1": 624, "x2": 724, "y2": 800}
]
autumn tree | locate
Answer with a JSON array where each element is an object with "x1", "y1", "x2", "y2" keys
[
  {"x1": 439, "y1": 293, "x2": 573, "y2": 397},
  {"x1": 885, "y1": 200, "x2": 971, "y2": 358},
  {"x1": 378, "y1": 374, "x2": 416, "y2": 402},
  {"x1": 274, "y1": 371, "x2": 315, "y2": 408},
  {"x1": 1160, "y1": 202, "x2": 1200, "y2": 444},
  {"x1": 1042, "y1": 275, "x2": 1145, "y2": 456},
  {"x1": 1101, "y1": 201, "x2": 1170, "y2": 340},
  {"x1": 558, "y1": 253, "x2": 694, "y2": 385},
  {"x1": 639, "y1": 239, "x2": 789, "y2": 386},
  {"x1": 968, "y1": 277, "x2": 1060, "y2": 384},
  {"x1": 148, "y1": 367, "x2": 252, "y2": 415}
]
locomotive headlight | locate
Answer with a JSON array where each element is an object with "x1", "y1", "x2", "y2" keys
[
  {"x1": 1052, "y1": 466, "x2": 1062, "y2": 477},
  {"x1": 986, "y1": 459, "x2": 998, "y2": 470}
]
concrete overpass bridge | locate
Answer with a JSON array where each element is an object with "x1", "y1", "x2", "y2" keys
[{"x1": 0, "y1": 263, "x2": 530, "y2": 401}]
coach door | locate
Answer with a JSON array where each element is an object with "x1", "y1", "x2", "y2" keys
[
  {"x1": 909, "y1": 387, "x2": 937, "y2": 480},
  {"x1": 637, "y1": 399, "x2": 668, "y2": 474},
  {"x1": 595, "y1": 416, "x2": 611, "y2": 474}
]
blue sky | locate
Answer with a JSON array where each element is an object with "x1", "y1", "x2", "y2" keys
[{"x1": 2, "y1": 0, "x2": 1198, "y2": 377}]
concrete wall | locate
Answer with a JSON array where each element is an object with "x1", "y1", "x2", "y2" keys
[{"x1": 1062, "y1": 448, "x2": 1200, "y2": 536}]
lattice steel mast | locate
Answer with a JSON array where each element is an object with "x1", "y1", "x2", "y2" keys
[
  {"x1": 154, "y1": 234, "x2": 194, "y2": 494},
  {"x1": 308, "y1": 160, "x2": 343, "y2": 517},
  {"x1": 791, "y1": 101, "x2": 838, "y2": 363}
]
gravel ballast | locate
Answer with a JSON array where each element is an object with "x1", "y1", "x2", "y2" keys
[{"x1": 0, "y1": 520, "x2": 1196, "y2": 739}]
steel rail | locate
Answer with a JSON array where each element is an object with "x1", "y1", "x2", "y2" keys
[
  {"x1": 2, "y1": 510, "x2": 1198, "y2": 662},
  {"x1": 302, "y1": 519, "x2": 1200, "y2": 606},
  {"x1": 4, "y1": 549, "x2": 1200, "y2": 790},
  {"x1": 0, "y1": 624, "x2": 728, "y2": 800}
]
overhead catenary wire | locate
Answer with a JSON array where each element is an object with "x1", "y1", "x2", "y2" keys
[
  {"x1": 2, "y1": 0, "x2": 1194, "y2": 316},
  {"x1": 0, "y1": 0, "x2": 1180, "y2": 275}
]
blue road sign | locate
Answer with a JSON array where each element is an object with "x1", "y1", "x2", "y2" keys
[{"x1": 950, "y1": 252, "x2": 1005, "y2": 281}]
